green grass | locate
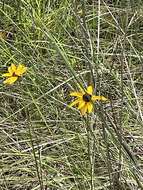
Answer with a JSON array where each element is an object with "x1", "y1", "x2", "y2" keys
[{"x1": 0, "y1": 0, "x2": 143, "y2": 189}]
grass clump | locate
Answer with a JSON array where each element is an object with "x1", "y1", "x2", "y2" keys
[{"x1": 0, "y1": 0, "x2": 143, "y2": 189}]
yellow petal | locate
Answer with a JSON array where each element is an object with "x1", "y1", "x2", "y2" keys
[
  {"x1": 8, "y1": 64, "x2": 16, "y2": 75},
  {"x1": 15, "y1": 64, "x2": 27, "y2": 76},
  {"x1": 11, "y1": 64, "x2": 17, "y2": 72},
  {"x1": 78, "y1": 101, "x2": 85, "y2": 109},
  {"x1": 69, "y1": 99, "x2": 80, "y2": 108},
  {"x1": 87, "y1": 102, "x2": 93, "y2": 113},
  {"x1": 70, "y1": 92, "x2": 83, "y2": 97},
  {"x1": 92, "y1": 95, "x2": 107, "y2": 101},
  {"x1": 8, "y1": 66, "x2": 13, "y2": 75},
  {"x1": 2, "y1": 73, "x2": 12, "y2": 77},
  {"x1": 80, "y1": 103, "x2": 88, "y2": 115},
  {"x1": 87, "y1": 85, "x2": 93, "y2": 95},
  {"x1": 3, "y1": 76, "x2": 18, "y2": 85}
]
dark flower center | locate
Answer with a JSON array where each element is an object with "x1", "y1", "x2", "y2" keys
[
  {"x1": 83, "y1": 94, "x2": 92, "y2": 102},
  {"x1": 12, "y1": 72, "x2": 18, "y2": 77}
]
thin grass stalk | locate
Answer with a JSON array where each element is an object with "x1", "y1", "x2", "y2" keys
[
  {"x1": 118, "y1": 3, "x2": 134, "y2": 183},
  {"x1": 120, "y1": 44, "x2": 143, "y2": 122},
  {"x1": 26, "y1": 86, "x2": 53, "y2": 136},
  {"x1": 97, "y1": 0, "x2": 101, "y2": 60},
  {"x1": 25, "y1": 84, "x2": 44, "y2": 189},
  {"x1": 104, "y1": 111, "x2": 137, "y2": 167},
  {"x1": 116, "y1": 33, "x2": 126, "y2": 190},
  {"x1": 85, "y1": 116, "x2": 95, "y2": 190},
  {"x1": 102, "y1": 121, "x2": 113, "y2": 190},
  {"x1": 16, "y1": 0, "x2": 22, "y2": 21},
  {"x1": 26, "y1": 112, "x2": 43, "y2": 190},
  {"x1": 73, "y1": 1, "x2": 95, "y2": 87},
  {"x1": 80, "y1": 1, "x2": 95, "y2": 88},
  {"x1": 38, "y1": 151, "x2": 43, "y2": 189}
]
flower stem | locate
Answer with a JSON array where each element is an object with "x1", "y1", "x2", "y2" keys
[{"x1": 85, "y1": 116, "x2": 95, "y2": 190}]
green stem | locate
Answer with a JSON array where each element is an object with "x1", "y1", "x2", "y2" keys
[
  {"x1": 85, "y1": 116, "x2": 95, "y2": 190},
  {"x1": 28, "y1": 123, "x2": 43, "y2": 190}
]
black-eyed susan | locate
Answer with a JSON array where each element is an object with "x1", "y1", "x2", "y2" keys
[
  {"x1": 2, "y1": 64, "x2": 27, "y2": 85},
  {"x1": 69, "y1": 85, "x2": 107, "y2": 115}
]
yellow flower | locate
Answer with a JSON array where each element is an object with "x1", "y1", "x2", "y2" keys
[
  {"x1": 2, "y1": 64, "x2": 27, "y2": 85},
  {"x1": 69, "y1": 85, "x2": 107, "y2": 115}
]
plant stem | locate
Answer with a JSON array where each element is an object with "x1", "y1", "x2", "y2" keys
[{"x1": 85, "y1": 116, "x2": 95, "y2": 190}]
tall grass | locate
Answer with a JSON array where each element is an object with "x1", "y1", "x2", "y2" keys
[{"x1": 0, "y1": 0, "x2": 143, "y2": 189}]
